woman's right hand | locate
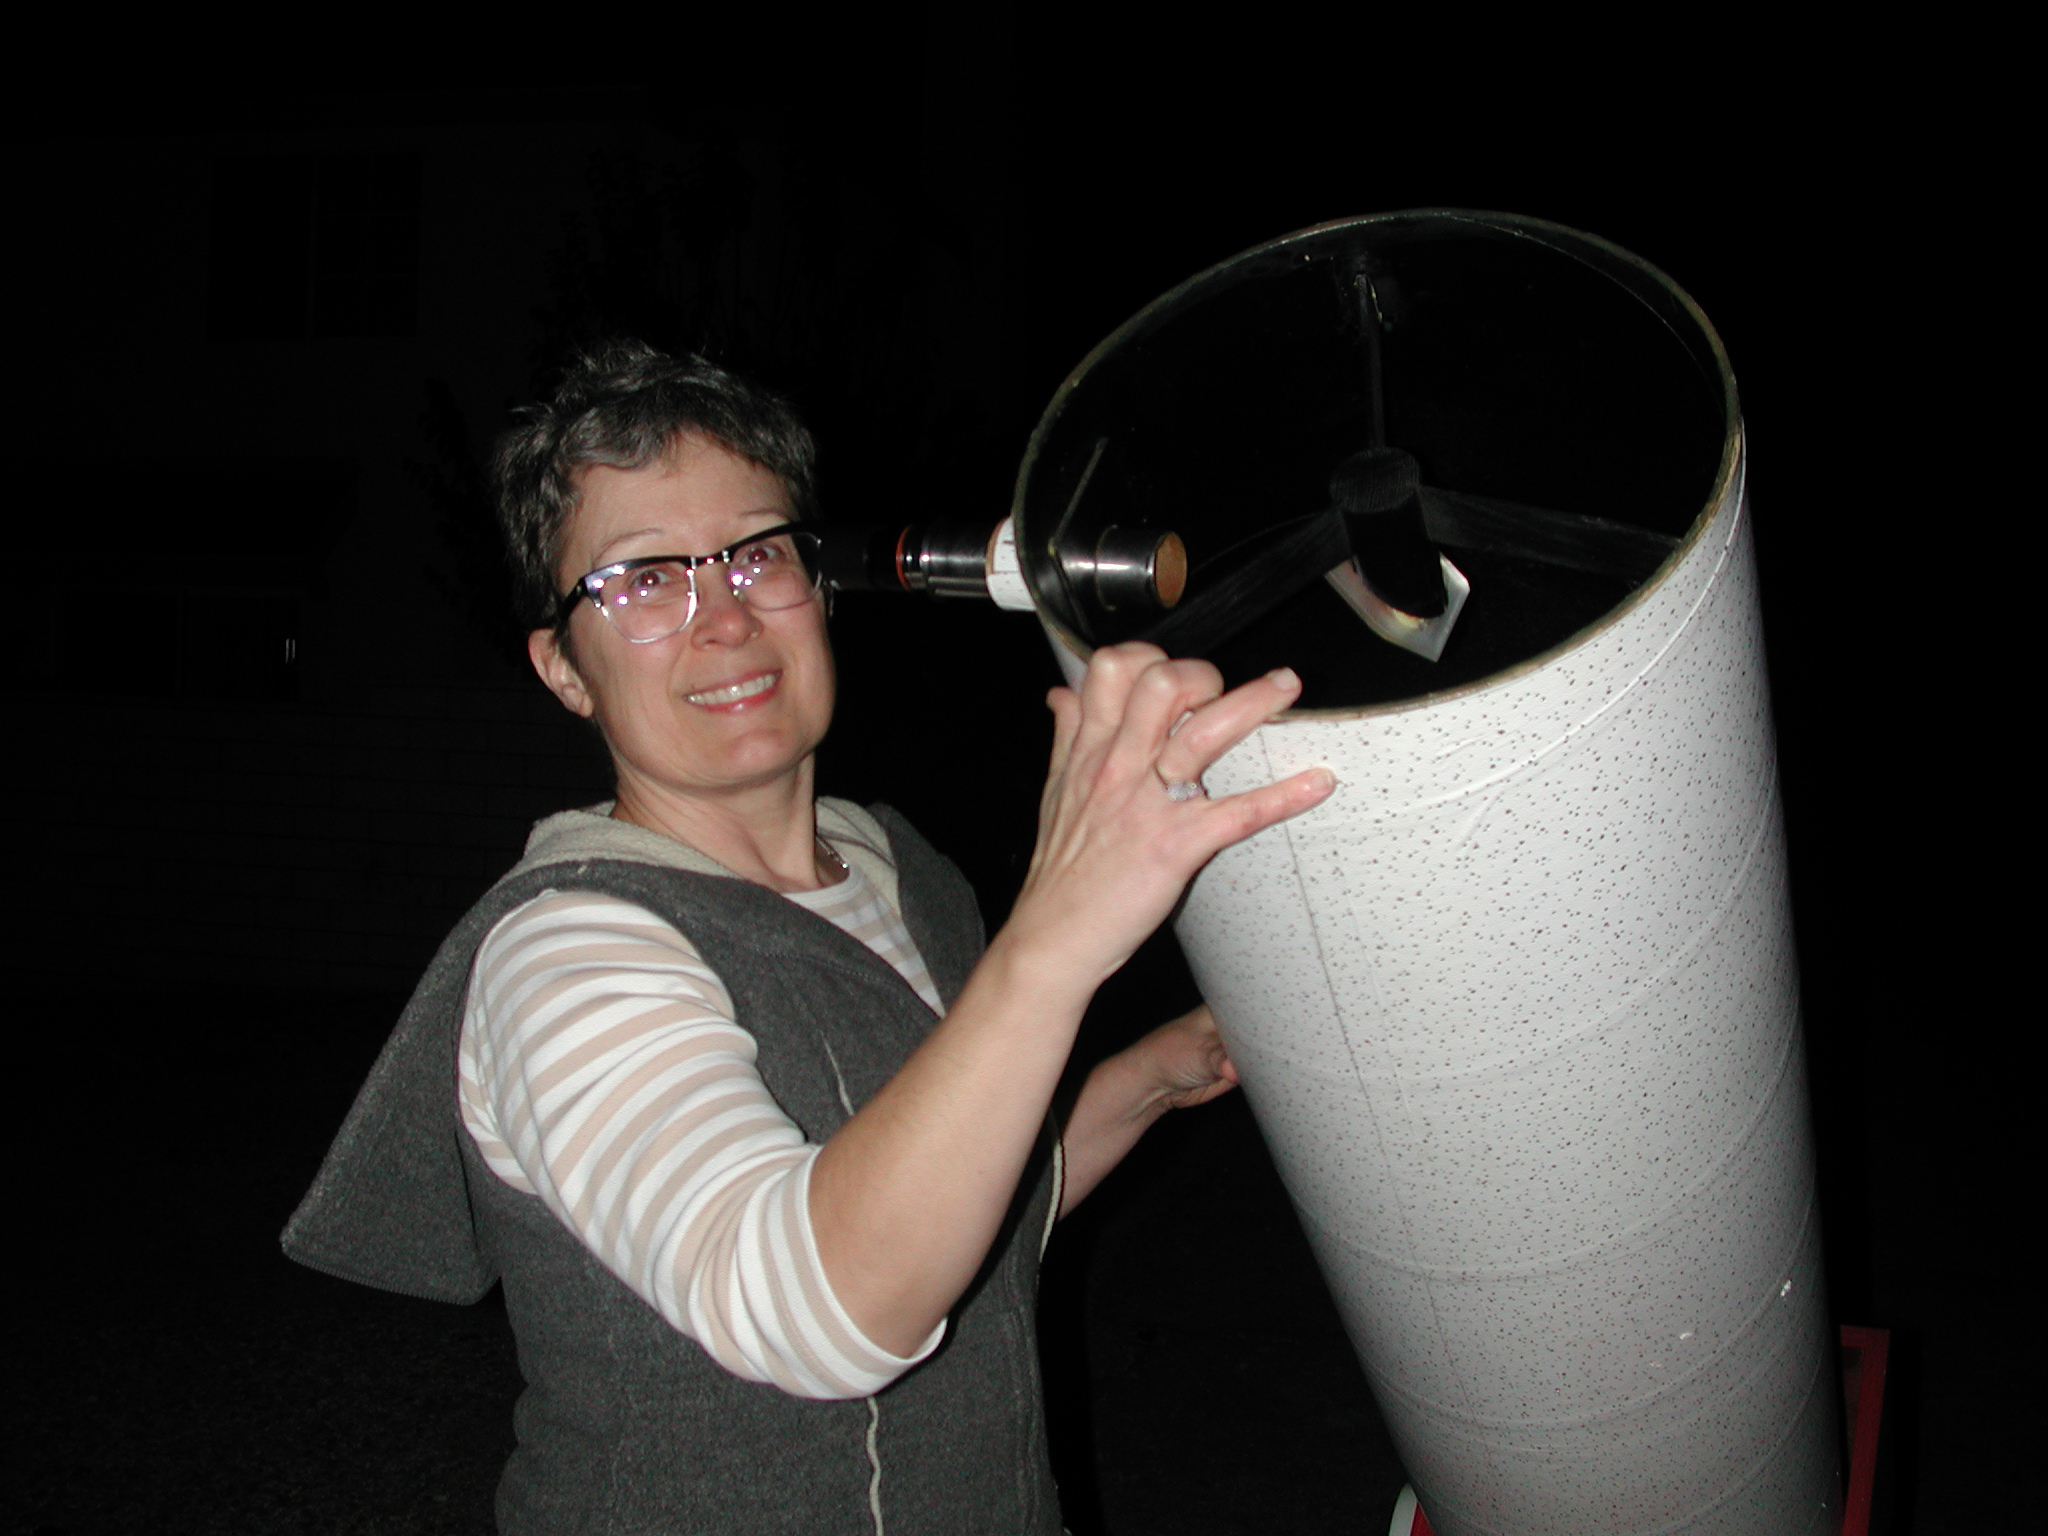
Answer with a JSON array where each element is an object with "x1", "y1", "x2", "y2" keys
[{"x1": 1000, "y1": 643, "x2": 1335, "y2": 996}]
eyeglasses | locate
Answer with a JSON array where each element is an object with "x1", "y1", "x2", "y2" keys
[{"x1": 556, "y1": 523, "x2": 824, "y2": 644}]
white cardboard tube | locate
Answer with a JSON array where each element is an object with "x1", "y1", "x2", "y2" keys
[{"x1": 1160, "y1": 443, "x2": 1839, "y2": 1534}]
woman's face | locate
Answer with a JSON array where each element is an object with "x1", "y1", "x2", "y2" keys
[{"x1": 531, "y1": 434, "x2": 834, "y2": 805}]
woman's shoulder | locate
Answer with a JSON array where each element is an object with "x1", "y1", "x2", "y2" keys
[
  {"x1": 465, "y1": 810, "x2": 752, "y2": 967},
  {"x1": 484, "y1": 886, "x2": 701, "y2": 955},
  {"x1": 506, "y1": 804, "x2": 739, "y2": 883}
]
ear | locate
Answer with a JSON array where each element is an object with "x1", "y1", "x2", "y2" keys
[{"x1": 528, "y1": 627, "x2": 596, "y2": 719}]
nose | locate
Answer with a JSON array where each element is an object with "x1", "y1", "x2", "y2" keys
[{"x1": 688, "y1": 566, "x2": 762, "y2": 646}]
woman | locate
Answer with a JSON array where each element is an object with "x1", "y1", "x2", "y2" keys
[{"x1": 284, "y1": 342, "x2": 1334, "y2": 1534}]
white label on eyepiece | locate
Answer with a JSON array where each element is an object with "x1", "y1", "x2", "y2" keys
[{"x1": 985, "y1": 516, "x2": 1037, "y2": 611}]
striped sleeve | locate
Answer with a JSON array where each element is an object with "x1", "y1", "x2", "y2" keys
[{"x1": 458, "y1": 889, "x2": 943, "y2": 1399}]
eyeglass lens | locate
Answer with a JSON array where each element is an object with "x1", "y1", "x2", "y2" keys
[{"x1": 596, "y1": 533, "x2": 820, "y2": 642}]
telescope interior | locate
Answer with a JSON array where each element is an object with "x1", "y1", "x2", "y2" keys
[{"x1": 1017, "y1": 214, "x2": 1730, "y2": 710}]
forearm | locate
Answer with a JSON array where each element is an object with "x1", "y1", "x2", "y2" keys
[
  {"x1": 1057, "y1": 1003, "x2": 1237, "y2": 1215},
  {"x1": 810, "y1": 650, "x2": 1324, "y2": 1358},
  {"x1": 808, "y1": 930, "x2": 1096, "y2": 1356},
  {"x1": 1056, "y1": 1042, "x2": 1178, "y2": 1216},
  {"x1": 466, "y1": 890, "x2": 924, "y2": 1398}
]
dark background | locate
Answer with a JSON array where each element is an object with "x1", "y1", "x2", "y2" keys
[{"x1": 4, "y1": 22, "x2": 2012, "y2": 1536}]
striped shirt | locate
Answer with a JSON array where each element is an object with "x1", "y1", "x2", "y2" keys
[{"x1": 458, "y1": 847, "x2": 946, "y2": 1400}]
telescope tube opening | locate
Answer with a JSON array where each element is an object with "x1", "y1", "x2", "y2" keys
[{"x1": 1014, "y1": 212, "x2": 1730, "y2": 711}]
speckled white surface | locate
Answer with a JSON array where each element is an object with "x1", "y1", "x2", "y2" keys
[{"x1": 1146, "y1": 449, "x2": 1837, "y2": 1533}]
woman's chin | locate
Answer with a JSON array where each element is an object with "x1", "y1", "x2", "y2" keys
[{"x1": 613, "y1": 734, "x2": 820, "y2": 804}]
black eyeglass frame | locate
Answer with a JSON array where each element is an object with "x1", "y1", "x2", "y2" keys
[{"x1": 553, "y1": 522, "x2": 824, "y2": 636}]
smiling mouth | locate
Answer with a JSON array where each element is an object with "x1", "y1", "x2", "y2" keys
[{"x1": 686, "y1": 672, "x2": 780, "y2": 707}]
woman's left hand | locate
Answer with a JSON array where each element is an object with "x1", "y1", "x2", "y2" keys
[
  {"x1": 1139, "y1": 1004, "x2": 1240, "y2": 1112},
  {"x1": 1057, "y1": 1004, "x2": 1242, "y2": 1215}
]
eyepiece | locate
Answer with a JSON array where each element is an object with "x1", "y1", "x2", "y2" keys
[
  {"x1": 902, "y1": 523, "x2": 1000, "y2": 599},
  {"x1": 819, "y1": 518, "x2": 1184, "y2": 614}
]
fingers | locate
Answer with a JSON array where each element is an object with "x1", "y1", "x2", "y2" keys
[
  {"x1": 1199, "y1": 765, "x2": 1336, "y2": 846},
  {"x1": 1019, "y1": 648, "x2": 1335, "y2": 984},
  {"x1": 1046, "y1": 644, "x2": 1210, "y2": 798},
  {"x1": 1148, "y1": 1005, "x2": 1242, "y2": 1110},
  {"x1": 1153, "y1": 667, "x2": 1303, "y2": 785},
  {"x1": 1045, "y1": 649, "x2": 1326, "y2": 829},
  {"x1": 1196, "y1": 1009, "x2": 1239, "y2": 1085},
  {"x1": 1173, "y1": 1005, "x2": 1238, "y2": 1087},
  {"x1": 1066, "y1": 643, "x2": 1282, "y2": 786},
  {"x1": 1171, "y1": 1011, "x2": 1228, "y2": 1097},
  {"x1": 1099, "y1": 656, "x2": 1227, "y2": 785},
  {"x1": 1065, "y1": 643, "x2": 1169, "y2": 766}
]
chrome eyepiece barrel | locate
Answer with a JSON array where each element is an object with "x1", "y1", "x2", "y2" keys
[
  {"x1": 898, "y1": 523, "x2": 1003, "y2": 599},
  {"x1": 820, "y1": 517, "x2": 1184, "y2": 614}
]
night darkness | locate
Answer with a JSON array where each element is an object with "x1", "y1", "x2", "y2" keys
[{"x1": 5, "y1": 26, "x2": 2011, "y2": 1536}]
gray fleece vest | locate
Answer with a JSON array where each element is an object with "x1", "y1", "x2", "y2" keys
[{"x1": 283, "y1": 805, "x2": 1061, "y2": 1535}]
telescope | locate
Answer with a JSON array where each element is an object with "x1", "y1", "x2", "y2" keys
[{"x1": 832, "y1": 210, "x2": 1840, "y2": 1536}]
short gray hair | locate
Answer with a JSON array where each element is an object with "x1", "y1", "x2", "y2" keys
[{"x1": 493, "y1": 340, "x2": 819, "y2": 631}]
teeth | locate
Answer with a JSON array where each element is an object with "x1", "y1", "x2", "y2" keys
[{"x1": 687, "y1": 672, "x2": 778, "y2": 706}]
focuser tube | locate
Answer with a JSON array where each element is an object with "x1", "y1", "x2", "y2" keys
[{"x1": 819, "y1": 517, "x2": 1184, "y2": 614}]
